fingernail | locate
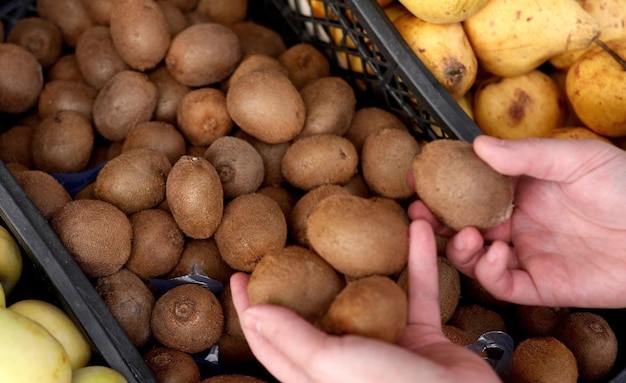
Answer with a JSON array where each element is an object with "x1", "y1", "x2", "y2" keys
[
  {"x1": 451, "y1": 232, "x2": 465, "y2": 251},
  {"x1": 242, "y1": 308, "x2": 263, "y2": 336}
]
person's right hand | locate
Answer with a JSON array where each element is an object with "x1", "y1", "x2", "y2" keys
[{"x1": 409, "y1": 135, "x2": 626, "y2": 309}]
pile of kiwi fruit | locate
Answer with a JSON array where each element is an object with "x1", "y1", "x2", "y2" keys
[{"x1": 0, "y1": 0, "x2": 623, "y2": 382}]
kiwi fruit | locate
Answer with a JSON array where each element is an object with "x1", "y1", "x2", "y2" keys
[
  {"x1": 31, "y1": 109, "x2": 95, "y2": 174},
  {"x1": 219, "y1": 283, "x2": 244, "y2": 339},
  {"x1": 94, "y1": 148, "x2": 171, "y2": 215},
  {"x1": 166, "y1": 22, "x2": 242, "y2": 87},
  {"x1": 361, "y1": 128, "x2": 421, "y2": 200},
  {"x1": 166, "y1": 155, "x2": 224, "y2": 239},
  {"x1": 36, "y1": 0, "x2": 95, "y2": 47},
  {"x1": 297, "y1": 76, "x2": 356, "y2": 139},
  {"x1": 195, "y1": 0, "x2": 248, "y2": 25},
  {"x1": 281, "y1": 134, "x2": 359, "y2": 191},
  {"x1": 169, "y1": 0, "x2": 200, "y2": 12},
  {"x1": 109, "y1": 0, "x2": 171, "y2": 71},
  {"x1": 148, "y1": 64, "x2": 191, "y2": 125},
  {"x1": 92, "y1": 70, "x2": 158, "y2": 142},
  {"x1": 222, "y1": 53, "x2": 288, "y2": 92},
  {"x1": 80, "y1": 0, "x2": 116, "y2": 25},
  {"x1": 226, "y1": 70, "x2": 305, "y2": 144},
  {"x1": 510, "y1": 336, "x2": 578, "y2": 383},
  {"x1": 0, "y1": 125, "x2": 34, "y2": 168},
  {"x1": 204, "y1": 136, "x2": 265, "y2": 199},
  {"x1": 288, "y1": 184, "x2": 349, "y2": 247},
  {"x1": 412, "y1": 139, "x2": 514, "y2": 231},
  {"x1": 95, "y1": 268, "x2": 155, "y2": 348},
  {"x1": 167, "y1": 238, "x2": 235, "y2": 285},
  {"x1": 14, "y1": 170, "x2": 72, "y2": 221},
  {"x1": 553, "y1": 311, "x2": 618, "y2": 381},
  {"x1": 51, "y1": 199, "x2": 132, "y2": 278},
  {"x1": 6, "y1": 17, "x2": 62, "y2": 68},
  {"x1": 201, "y1": 375, "x2": 267, "y2": 383},
  {"x1": 344, "y1": 107, "x2": 408, "y2": 154},
  {"x1": 121, "y1": 121, "x2": 187, "y2": 165},
  {"x1": 442, "y1": 324, "x2": 474, "y2": 346},
  {"x1": 515, "y1": 305, "x2": 570, "y2": 337},
  {"x1": 248, "y1": 245, "x2": 345, "y2": 323},
  {"x1": 47, "y1": 54, "x2": 85, "y2": 82},
  {"x1": 236, "y1": 132, "x2": 290, "y2": 188},
  {"x1": 229, "y1": 21, "x2": 286, "y2": 58},
  {"x1": 143, "y1": 346, "x2": 201, "y2": 383},
  {"x1": 177, "y1": 87, "x2": 232, "y2": 146},
  {"x1": 257, "y1": 185, "x2": 296, "y2": 218},
  {"x1": 341, "y1": 173, "x2": 371, "y2": 198},
  {"x1": 75, "y1": 25, "x2": 129, "y2": 89},
  {"x1": 151, "y1": 283, "x2": 224, "y2": 354},
  {"x1": 447, "y1": 304, "x2": 507, "y2": 340},
  {"x1": 307, "y1": 194, "x2": 409, "y2": 278},
  {"x1": 0, "y1": 43, "x2": 43, "y2": 114},
  {"x1": 216, "y1": 333, "x2": 256, "y2": 368},
  {"x1": 37, "y1": 79, "x2": 98, "y2": 121},
  {"x1": 321, "y1": 275, "x2": 407, "y2": 343},
  {"x1": 278, "y1": 43, "x2": 331, "y2": 89},
  {"x1": 214, "y1": 192, "x2": 288, "y2": 272},
  {"x1": 125, "y1": 209, "x2": 185, "y2": 280},
  {"x1": 156, "y1": 0, "x2": 189, "y2": 36}
]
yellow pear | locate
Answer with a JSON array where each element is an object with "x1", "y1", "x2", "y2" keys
[
  {"x1": 72, "y1": 366, "x2": 128, "y2": 383},
  {"x1": 393, "y1": 14, "x2": 478, "y2": 99},
  {"x1": 9, "y1": 299, "x2": 92, "y2": 370},
  {"x1": 474, "y1": 70, "x2": 565, "y2": 139},
  {"x1": 0, "y1": 225, "x2": 22, "y2": 295},
  {"x1": 399, "y1": 0, "x2": 489, "y2": 23},
  {"x1": 550, "y1": 0, "x2": 626, "y2": 69},
  {"x1": 464, "y1": 0, "x2": 600, "y2": 77},
  {"x1": 549, "y1": 69, "x2": 584, "y2": 127},
  {"x1": 0, "y1": 307, "x2": 72, "y2": 383},
  {"x1": 566, "y1": 39, "x2": 626, "y2": 136}
]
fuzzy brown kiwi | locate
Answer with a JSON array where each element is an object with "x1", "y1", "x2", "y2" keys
[
  {"x1": 447, "y1": 304, "x2": 507, "y2": 340},
  {"x1": 5, "y1": 163, "x2": 28, "y2": 177},
  {"x1": 31, "y1": 109, "x2": 94, "y2": 174},
  {"x1": 47, "y1": 54, "x2": 85, "y2": 82},
  {"x1": 81, "y1": 0, "x2": 116, "y2": 25},
  {"x1": 6, "y1": 17, "x2": 62, "y2": 68},
  {"x1": 281, "y1": 134, "x2": 359, "y2": 191},
  {"x1": 361, "y1": 128, "x2": 421, "y2": 200},
  {"x1": 92, "y1": 70, "x2": 158, "y2": 142},
  {"x1": 321, "y1": 275, "x2": 407, "y2": 343},
  {"x1": 201, "y1": 375, "x2": 267, "y2": 383},
  {"x1": 288, "y1": 184, "x2": 349, "y2": 247},
  {"x1": 277, "y1": 43, "x2": 331, "y2": 90},
  {"x1": 95, "y1": 268, "x2": 155, "y2": 348},
  {"x1": 344, "y1": 107, "x2": 408, "y2": 154},
  {"x1": 169, "y1": 0, "x2": 200, "y2": 12},
  {"x1": 204, "y1": 136, "x2": 264, "y2": 199},
  {"x1": 221, "y1": 53, "x2": 288, "y2": 92},
  {"x1": 257, "y1": 186, "x2": 296, "y2": 218},
  {"x1": 14, "y1": 170, "x2": 71, "y2": 221},
  {"x1": 216, "y1": 334, "x2": 256, "y2": 368},
  {"x1": 148, "y1": 64, "x2": 191, "y2": 125},
  {"x1": 341, "y1": 173, "x2": 371, "y2": 198},
  {"x1": 156, "y1": 0, "x2": 189, "y2": 36},
  {"x1": 36, "y1": 0, "x2": 95, "y2": 47},
  {"x1": 229, "y1": 21, "x2": 286, "y2": 58},
  {"x1": 412, "y1": 139, "x2": 514, "y2": 231},
  {"x1": 143, "y1": 346, "x2": 201, "y2": 383},
  {"x1": 121, "y1": 121, "x2": 187, "y2": 165},
  {"x1": 515, "y1": 305, "x2": 570, "y2": 337},
  {"x1": 0, "y1": 125, "x2": 33, "y2": 168},
  {"x1": 442, "y1": 325, "x2": 475, "y2": 346},
  {"x1": 248, "y1": 245, "x2": 345, "y2": 323},
  {"x1": 75, "y1": 25, "x2": 129, "y2": 89},
  {"x1": 214, "y1": 193, "x2": 288, "y2": 272},
  {"x1": 195, "y1": 0, "x2": 247, "y2": 25},
  {"x1": 297, "y1": 76, "x2": 356, "y2": 138},
  {"x1": 51, "y1": 199, "x2": 132, "y2": 278},
  {"x1": 553, "y1": 311, "x2": 618, "y2": 382},
  {"x1": 125, "y1": 209, "x2": 185, "y2": 280},
  {"x1": 109, "y1": 0, "x2": 171, "y2": 71},
  {"x1": 370, "y1": 197, "x2": 410, "y2": 224},
  {"x1": 37, "y1": 80, "x2": 98, "y2": 121},
  {"x1": 166, "y1": 155, "x2": 224, "y2": 239},
  {"x1": 151, "y1": 283, "x2": 224, "y2": 354},
  {"x1": 227, "y1": 70, "x2": 305, "y2": 144},
  {"x1": 236, "y1": 131, "x2": 290, "y2": 188},
  {"x1": 510, "y1": 336, "x2": 578, "y2": 383},
  {"x1": 177, "y1": 87, "x2": 232, "y2": 146},
  {"x1": 167, "y1": 238, "x2": 235, "y2": 285},
  {"x1": 460, "y1": 274, "x2": 511, "y2": 309},
  {"x1": 166, "y1": 23, "x2": 242, "y2": 87},
  {"x1": 94, "y1": 148, "x2": 171, "y2": 214},
  {"x1": 219, "y1": 283, "x2": 244, "y2": 339},
  {"x1": 0, "y1": 43, "x2": 43, "y2": 114}
]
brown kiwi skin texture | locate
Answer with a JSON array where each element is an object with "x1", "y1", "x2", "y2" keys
[
  {"x1": 37, "y1": 79, "x2": 98, "y2": 122},
  {"x1": 278, "y1": 43, "x2": 331, "y2": 89},
  {"x1": 177, "y1": 87, "x2": 232, "y2": 146},
  {"x1": 156, "y1": 0, "x2": 189, "y2": 36},
  {"x1": 0, "y1": 43, "x2": 44, "y2": 114},
  {"x1": 95, "y1": 148, "x2": 172, "y2": 215},
  {"x1": 75, "y1": 25, "x2": 129, "y2": 89},
  {"x1": 7, "y1": 17, "x2": 62, "y2": 68},
  {"x1": 31, "y1": 109, "x2": 95, "y2": 174},
  {"x1": 515, "y1": 305, "x2": 570, "y2": 338},
  {"x1": 36, "y1": 0, "x2": 95, "y2": 48},
  {"x1": 235, "y1": 130, "x2": 290, "y2": 188},
  {"x1": 195, "y1": 0, "x2": 248, "y2": 25},
  {"x1": 80, "y1": 0, "x2": 116, "y2": 25},
  {"x1": 121, "y1": 121, "x2": 187, "y2": 165},
  {"x1": 553, "y1": 311, "x2": 618, "y2": 382},
  {"x1": 143, "y1": 346, "x2": 201, "y2": 383},
  {"x1": 345, "y1": 107, "x2": 408, "y2": 154},
  {"x1": 95, "y1": 268, "x2": 155, "y2": 348},
  {"x1": 167, "y1": 238, "x2": 235, "y2": 285},
  {"x1": 0, "y1": 125, "x2": 34, "y2": 168},
  {"x1": 47, "y1": 54, "x2": 86, "y2": 82},
  {"x1": 149, "y1": 64, "x2": 191, "y2": 125},
  {"x1": 151, "y1": 283, "x2": 224, "y2": 354},
  {"x1": 447, "y1": 304, "x2": 507, "y2": 340},
  {"x1": 221, "y1": 53, "x2": 288, "y2": 93},
  {"x1": 511, "y1": 336, "x2": 578, "y2": 383},
  {"x1": 51, "y1": 199, "x2": 132, "y2": 278},
  {"x1": 442, "y1": 325, "x2": 474, "y2": 346},
  {"x1": 14, "y1": 170, "x2": 71, "y2": 221},
  {"x1": 257, "y1": 185, "x2": 296, "y2": 218},
  {"x1": 229, "y1": 21, "x2": 286, "y2": 58}
]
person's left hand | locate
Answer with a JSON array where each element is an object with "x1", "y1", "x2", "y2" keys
[{"x1": 230, "y1": 219, "x2": 501, "y2": 383}]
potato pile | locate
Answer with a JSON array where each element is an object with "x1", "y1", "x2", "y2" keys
[{"x1": 0, "y1": 0, "x2": 621, "y2": 382}]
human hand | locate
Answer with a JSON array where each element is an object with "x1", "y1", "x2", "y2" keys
[
  {"x1": 409, "y1": 135, "x2": 626, "y2": 308},
  {"x1": 230, "y1": 220, "x2": 501, "y2": 383}
]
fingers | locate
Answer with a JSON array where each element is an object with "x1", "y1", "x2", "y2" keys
[
  {"x1": 445, "y1": 227, "x2": 486, "y2": 279},
  {"x1": 407, "y1": 200, "x2": 456, "y2": 237}
]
